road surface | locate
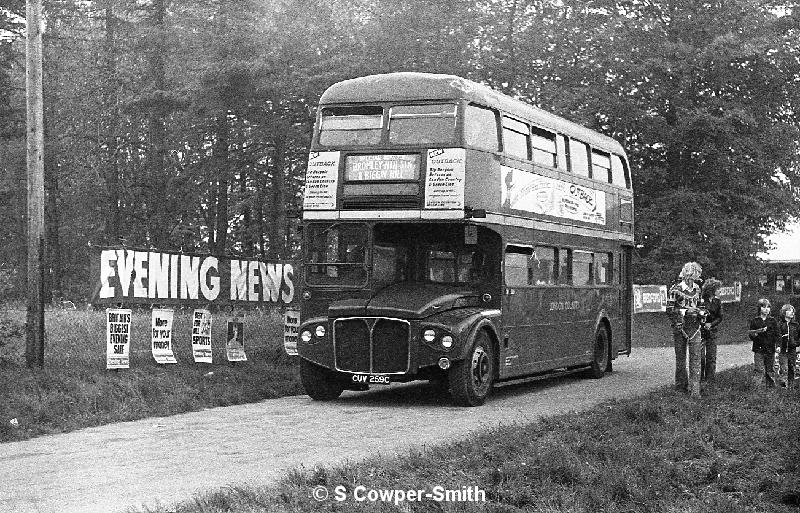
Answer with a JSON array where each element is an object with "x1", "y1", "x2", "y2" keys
[{"x1": 0, "y1": 344, "x2": 754, "y2": 513}]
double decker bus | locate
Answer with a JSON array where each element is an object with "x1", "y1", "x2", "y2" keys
[{"x1": 297, "y1": 72, "x2": 633, "y2": 406}]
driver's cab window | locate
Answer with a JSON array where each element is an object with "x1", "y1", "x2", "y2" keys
[
  {"x1": 373, "y1": 245, "x2": 408, "y2": 286},
  {"x1": 426, "y1": 247, "x2": 485, "y2": 284},
  {"x1": 305, "y1": 223, "x2": 368, "y2": 286}
]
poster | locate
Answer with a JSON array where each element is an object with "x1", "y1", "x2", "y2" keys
[
  {"x1": 303, "y1": 151, "x2": 340, "y2": 210},
  {"x1": 106, "y1": 308, "x2": 132, "y2": 369},
  {"x1": 191, "y1": 308, "x2": 213, "y2": 363},
  {"x1": 501, "y1": 165, "x2": 606, "y2": 225},
  {"x1": 284, "y1": 309, "x2": 300, "y2": 356},
  {"x1": 424, "y1": 148, "x2": 466, "y2": 209},
  {"x1": 717, "y1": 282, "x2": 742, "y2": 303},
  {"x1": 151, "y1": 308, "x2": 177, "y2": 364},
  {"x1": 225, "y1": 319, "x2": 247, "y2": 362},
  {"x1": 633, "y1": 285, "x2": 668, "y2": 313}
]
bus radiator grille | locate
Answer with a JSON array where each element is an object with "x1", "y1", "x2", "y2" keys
[{"x1": 333, "y1": 318, "x2": 410, "y2": 374}]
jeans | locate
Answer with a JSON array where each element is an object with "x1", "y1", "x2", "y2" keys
[
  {"x1": 752, "y1": 351, "x2": 776, "y2": 387},
  {"x1": 701, "y1": 331, "x2": 717, "y2": 382},
  {"x1": 779, "y1": 348, "x2": 797, "y2": 387},
  {"x1": 674, "y1": 329, "x2": 703, "y2": 396}
]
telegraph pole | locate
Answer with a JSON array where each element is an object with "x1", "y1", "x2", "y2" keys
[{"x1": 25, "y1": 0, "x2": 45, "y2": 368}]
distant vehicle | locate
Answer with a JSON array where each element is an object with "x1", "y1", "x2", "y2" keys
[{"x1": 296, "y1": 72, "x2": 633, "y2": 406}]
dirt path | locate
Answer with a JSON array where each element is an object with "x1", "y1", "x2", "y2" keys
[{"x1": 0, "y1": 344, "x2": 754, "y2": 513}]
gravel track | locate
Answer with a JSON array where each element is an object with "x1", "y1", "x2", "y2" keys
[{"x1": 0, "y1": 344, "x2": 754, "y2": 513}]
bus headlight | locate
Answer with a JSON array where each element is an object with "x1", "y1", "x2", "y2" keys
[
  {"x1": 423, "y1": 329, "x2": 436, "y2": 342},
  {"x1": 441, "y1": 335, "x2": 453, "y2": 349},
  {"x1": 301, "y1": 330, "x2": 312, "y2": 343},
  {"x1": 315, "y1": 325, "x2": 326, "y2": 337}
]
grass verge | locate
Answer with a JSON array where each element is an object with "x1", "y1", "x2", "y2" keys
[
  {"x1": 0, "y1": 306, "x2": 303, "y2": 442},
  {"x1": 138, "y1": 366, "x2": 800, "y2": 513},
  {"x1": 0, "y1": 302, "x2": 754, "y2": 443}
]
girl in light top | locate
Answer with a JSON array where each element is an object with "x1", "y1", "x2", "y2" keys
[{"x1": 666, "y1": 261, "x2": 705, "y2": 397}]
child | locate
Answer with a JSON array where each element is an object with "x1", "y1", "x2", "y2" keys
[
  {"x1": 777, "y1": 304, "x2": 799, "y2": 389},
  {"x1": 666, "y1": 261, "x2": 704, "y2": 396},
  {"x1": 700, "y1": 278, "x2": 723, "y2": 382},
  {"x1": 748, "y1": 298, "x2": 778, "y2": 387}
]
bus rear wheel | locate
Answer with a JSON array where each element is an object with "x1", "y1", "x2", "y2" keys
[
  {"x1": 448, "y1": 330, "x2": 495, "y2": 406},
  {"x1": 300, "y1": 359, "x2": 344, "y2": 401},
  {"x1": 587, "y1": 326, "x2": 610, "y2": 379}
]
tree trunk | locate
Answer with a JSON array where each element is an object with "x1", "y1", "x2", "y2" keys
[
  {"x1": 102, "y1": 0, "x2": 121, "y2": 244},
  {"x1": 211, "y1": 113, "x2": 229, "y2": 257},
  {"x1": 269, "y1": 128, "x2": 287, "y2": 259},
  {"x1": 147, "y1": 0, "x2": 168, "y2": 248},
  {"x1": 44, "y1": 137, "x2": 60, "y2": 301}
]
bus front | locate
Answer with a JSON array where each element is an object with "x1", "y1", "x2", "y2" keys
[{"x1": 297, "y1": 76, "x2": 502, "y2": 406}]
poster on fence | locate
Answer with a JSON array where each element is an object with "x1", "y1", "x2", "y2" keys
[
  {"x1": 226, "y1": 319, "x2": 247, "y2": 362},
  {"x1": 106, "y1": 308, "x2": 131, "y2": 369},
  {"x1": 191, "y1": 308, "x2": 213, "y2": 363},
  {"x1": 718, "y1": 281, "x2": 742, "y2": 303},
  {"x1": 284, "y1": 309, "x2": 299, "y2": 356},
  {"x1": 151, "y1": 308, "x2": 177, "y2": 364},
  {"x1": 633, "y1": 285, "x2": 668, "y2": 313}
]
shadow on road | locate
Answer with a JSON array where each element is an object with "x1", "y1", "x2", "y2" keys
[{"x1": 329, "y1": 369, "x2": 595, "y2": 408}]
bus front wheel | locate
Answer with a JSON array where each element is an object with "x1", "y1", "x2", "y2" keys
[
  {"x1": 448, "y1": 330, "x2": 495, "y2": 406},
  {"x1": 300, "y1": 359, "x2": 344, "y2": 401},
  {"x1": 587, "y1": 326, "x2": 610, "y2": 379}
]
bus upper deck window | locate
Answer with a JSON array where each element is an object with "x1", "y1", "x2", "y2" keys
[
  {"x1": 592, "y1": 150, "x2": 612, "y2": 184},
  {"x1": 569, "y1": 139, "x2": 590, "y2": 177},
  {"x1": 502, "y1": 117, "x2": 529, "y2": 160},
  {"x1": 531, "y1": 127, "x2": 557, "y2": 167},
  {"x1": 611, "y1": 155, "x2": 630, "y2": 188},
  {"x1": 464, "y1": 104, "x2": 499, "y2": 152},
  {"x1": 388, "y1": 104, "x2": 457, "y2": 145},
  {"x1": 319, "y1": 106, "x2": 383, "y2": 146}
]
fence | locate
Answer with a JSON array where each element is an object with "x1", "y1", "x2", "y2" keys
[
  {"x1": 632, "y1": 282, "x2": 742, "y2": 314},
  {"x1": 0, "y1": 302, "x2": 294, "y2": 370}
]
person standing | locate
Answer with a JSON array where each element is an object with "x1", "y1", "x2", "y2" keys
[
  {"x1": 700, "y1": 278, "x2": 723, "y2": 382},
  {"x1": 748, "y1": 298, "x2": 778, "y2": 387},
  {"x1": 666, "y1": 262, "x2": 704, "y2": 397},
  {"x1": 777, "y1": 304, "x2": 799, "y2": 389}
]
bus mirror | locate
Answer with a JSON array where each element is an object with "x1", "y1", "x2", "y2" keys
[{"x1": 465, "y1": 208, "x2": 486, "y2": 219}]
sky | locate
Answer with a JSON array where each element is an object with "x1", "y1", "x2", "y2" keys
[{"x1": 759, "y1": 220, "x2": 800, "y2": 261}]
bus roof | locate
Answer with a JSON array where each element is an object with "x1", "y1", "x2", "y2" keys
[{"x1": 319, "y1": 72, "x2": 626, "y2": 155}]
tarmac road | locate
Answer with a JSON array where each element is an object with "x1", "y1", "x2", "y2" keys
[{"x1": 0, "y1": 344, "x2": 754, "y2": 513}]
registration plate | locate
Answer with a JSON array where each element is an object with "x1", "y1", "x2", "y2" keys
[{"x1": 351, "y1": 374, "x2": 391, "y2": 385}]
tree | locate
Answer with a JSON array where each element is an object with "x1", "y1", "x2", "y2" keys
[{"x1": 510, "y1": 0, "x2": 800, "y2": 282}]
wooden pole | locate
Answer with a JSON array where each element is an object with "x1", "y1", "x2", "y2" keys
[{"x1": 25, "y1": 0, "x2": 45, "y2": 368}]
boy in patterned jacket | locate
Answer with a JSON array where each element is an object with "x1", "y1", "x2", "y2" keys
[{"x1": 666, "y1": 261, "x2": 705, "y2": 397}]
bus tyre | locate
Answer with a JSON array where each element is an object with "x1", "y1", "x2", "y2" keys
[
  {"x1": 588, "y1": 326, "x2": 610, "y2": 379},
  {"x1": 448, "y1": 330, "x2": 495, "y2": 406},
  {"x1": 300, "y1": 359, "x2": 344, "y2": 401}
]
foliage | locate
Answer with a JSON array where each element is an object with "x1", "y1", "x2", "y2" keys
[{"x1": 0, "y1": 0, "x2": 798, "y2": 298}]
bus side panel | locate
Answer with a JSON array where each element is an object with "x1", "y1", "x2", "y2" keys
[{"x1": 463, "y1": 150, "x2": 503, "y2": 212}]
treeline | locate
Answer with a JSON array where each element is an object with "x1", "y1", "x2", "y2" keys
[{"x1": 0, "y1": 0, "x2": 798, "y2": 299}]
